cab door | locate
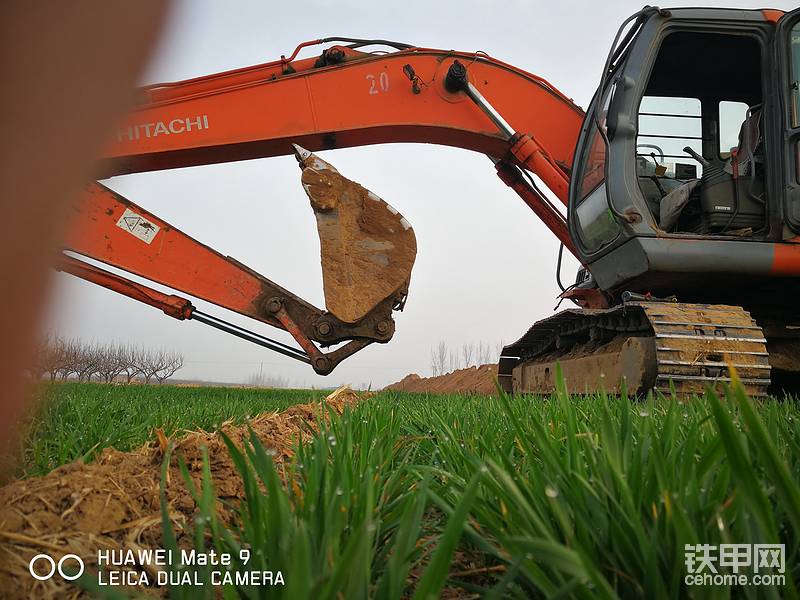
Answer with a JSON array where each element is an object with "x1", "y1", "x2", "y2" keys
[{"x1": 776, "y1": 8, "x2": 800, "y2": 233}]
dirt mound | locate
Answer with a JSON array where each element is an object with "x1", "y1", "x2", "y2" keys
[
  {"x1": 0, "y1": 386, "x2": 364, "y2": 599},
  {"x1": 385, "y1": 365, "x2": 499, "y2": 395}
]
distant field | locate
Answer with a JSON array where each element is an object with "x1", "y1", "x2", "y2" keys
[
  {"x1": 17, "y1": 382, "x2": 326, "y2": 477},
  {"x1": 10, "y1": 380, "x2": 800, "y2": 596}
]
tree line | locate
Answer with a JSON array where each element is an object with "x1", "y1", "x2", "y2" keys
[
  {"x1": 32, "y1": 337, "x2": 184, "y2": 384},
  {"x1": 429, "y1": 340, "x2": 504, "y2": 377}
]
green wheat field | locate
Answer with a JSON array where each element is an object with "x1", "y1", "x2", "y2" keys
[{"x1": 14, "y1": 378, "x2": 800, "y2": 598}]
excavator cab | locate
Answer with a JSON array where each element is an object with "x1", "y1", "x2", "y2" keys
[{"x1": 568, "y1": 7, "x2": 793, "y2": 306}]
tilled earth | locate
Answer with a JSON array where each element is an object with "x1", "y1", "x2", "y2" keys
[
  {"x1": 385, "y1": 365, "x2": 498, "y2": 395},
  {"x1": 0, "y1": 388, "x2": 361, "y2": 599}
]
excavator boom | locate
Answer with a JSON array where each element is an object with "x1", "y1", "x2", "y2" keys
[
  {"x1": 100, "y1": 41, "x2": 581, "y2": 187},
  {"x1": 62, "y1": 39, "x2": 586, "y2": 374}
]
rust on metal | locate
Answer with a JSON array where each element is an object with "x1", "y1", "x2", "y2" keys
[
  {"x1": 513, "y1": 337, "x2": 656, "y2": 395},
  {"x1": 294, "y1": 145, "x2": 417, "y2": 324},
  {"x1": 500, "y1": 302, "x2": 771, "y2": 397},
  {"x1": 272, "y1": 303, "x2": 376, "y2": 375}
]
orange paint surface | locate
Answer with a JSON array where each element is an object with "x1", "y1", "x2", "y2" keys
[{"x1": 771, "y1": 238, "x2": 800, "y2": 274}]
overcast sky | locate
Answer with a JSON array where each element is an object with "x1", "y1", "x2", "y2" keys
[{"x1": 46, "y1": 0, "x2": 799, "y2": 388}]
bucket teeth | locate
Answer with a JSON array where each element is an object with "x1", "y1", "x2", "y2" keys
[
  {"x1": 293, "y1": 144, "x2": 339, "y2": 176},
  {"x1": 295, "y1": 146, "x2": 417, "y2": 324},
  {"x1": 292, "y1": 143, "x2": 312, "y2": 163}
]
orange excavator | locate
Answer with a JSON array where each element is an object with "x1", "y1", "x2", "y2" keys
[{"x1": 61, "y1": 7, "x2": 800, "y2": 395}]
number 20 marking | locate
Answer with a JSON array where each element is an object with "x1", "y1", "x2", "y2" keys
[{"x1": 366, "y1": 72, "x2": 389, "y2": 95}]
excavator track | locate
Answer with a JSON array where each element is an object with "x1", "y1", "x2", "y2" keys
[{"x1": 499, "y1": 302, "x2": 771, "y2": 397}]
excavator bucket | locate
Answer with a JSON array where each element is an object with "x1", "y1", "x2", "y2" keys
[{"x1": 293, "y1": 145, "x2": 417, "y2": 324}]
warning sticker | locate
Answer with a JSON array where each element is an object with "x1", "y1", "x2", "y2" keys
[{"x1": 115, "y1": 208, "x2": 160, "y2": 244}]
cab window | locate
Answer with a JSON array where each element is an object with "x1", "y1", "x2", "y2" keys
[
  {"x1": 574, "y1": 87, "x2": 620, "y2": 252},
  {"x1": 635, "y1": 31, "x2": 765, "y2": 234},
  {"x1": 790, "y1": 23, "x2": 800, "y2": 127},
  {"x1": 719, "y1": 101, "x2": 750, "y2": 158},
  {"x1": 579, "y1": 122, "x2": 606, "y2": 199}
]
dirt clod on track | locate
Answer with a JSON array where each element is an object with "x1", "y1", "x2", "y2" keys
[
  {"x1": 386, "y1": 365, "x2": 499, "y2": 395},
  {"x1": 0, "y1": 386, "x2": 364, "y2": 599}
]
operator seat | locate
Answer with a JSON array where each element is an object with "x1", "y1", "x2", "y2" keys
[
  {"x1": 697, "y1": 104, "x2": 765, "y2": 231},
  {"x1": 728, "y1": 105, "x2": 762, "y2": 178},
  {"x1": 658, "y1": 106, "x2": 765, "y2": 232}
]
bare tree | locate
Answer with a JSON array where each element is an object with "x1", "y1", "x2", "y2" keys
[
  {"x1": 128, "y1": 346, "x2": 152, "y2": 383},
  {"x1": 74, "y1": 343, "x2": 102, "y2": 382},
  {"x1": 461, "y1": 342, "x2": 475, "y2": 369},
  {"x1": 154, "y1": 349, "x2": 183, "y2": 384},
  {"x1": 246, "y1": 372, "x2": 290, "y2": 388},
  {"x1": 94, "y1": 344, "x2": 111, "y2": 382},
  {"x1": 46, "y1": 337, "x2": 68, "y2": 380},
  {"x1": 476, "y1": 341, "x2": 491, "y2": 365},
  {"x1": 135, "y1": 348, "x2": 161, "y2": 384},
  {"x1": 430, "y1": 340, "x2": 449, "y2": 377},
  {"x1": 448, "y1": 352, "x2": 458, "y2": 373},
  {"x1": 94, "y1": 343, "x2": 127, "y2": 383},
  {"x1": 55, "y1": 338, "x2": 82, "y2": 380},
  {"x1": 31, "y1": 335, "x2": 60, "y2": 380},
  {"x1": 112, "y1": 343, "x2": 130, "y2": 382},
  {"x1": 116, "y1": 344, "x2": 142, "y2": 383}
]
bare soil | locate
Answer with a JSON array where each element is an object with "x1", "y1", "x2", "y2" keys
[
  {"x1": 385, "y1": 365, "x2": 499, "y2": 396},
  {"x1": 0, "y1": 387, "x2": 363, "y2": 599}
]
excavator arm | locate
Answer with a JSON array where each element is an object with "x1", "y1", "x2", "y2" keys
[{"x1": 62, "y1": 39, "x2": 585, "y2": 374}]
